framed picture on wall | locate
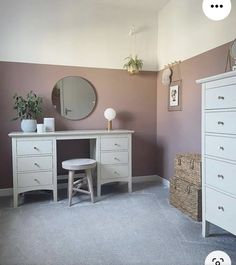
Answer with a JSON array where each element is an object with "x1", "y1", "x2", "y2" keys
[{"x1": 168, "y1": 80, "x2": 182, "y2": 111}]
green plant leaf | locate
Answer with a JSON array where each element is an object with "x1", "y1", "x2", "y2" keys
[
  {"x1": 123, "y1": 55, "x2": 143, "y2": 73},
  {"x1": 12, "y1": 91, "x2": 43, "y2": 121}
]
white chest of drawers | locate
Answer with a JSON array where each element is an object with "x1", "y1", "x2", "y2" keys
[
  {"x1": 197, "y1": 71, "x2": 236, "y2": 237},
  {"x1": 9, "y1": 130, "x2": 133, "y2": 207}
]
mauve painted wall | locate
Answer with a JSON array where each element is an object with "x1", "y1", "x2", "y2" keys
[
  {"x1": 156, "y1": 42, "x2": 232, "y2": 181},
  {"x1": 0, "y1": 62, "x2": 157, "y2": 189}
]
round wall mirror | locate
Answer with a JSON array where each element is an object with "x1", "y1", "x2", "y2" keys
[{"x1": 52, "y1": 76, "x2": 97, "y2": 120}]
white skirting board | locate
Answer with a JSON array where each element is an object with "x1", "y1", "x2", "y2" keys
[
  {"x1": 0, "y1": 175, "x2": 170, "y2": 197},
  {"x1": 0, "y1": 188, "x2": 13, "y2": 197},
  {"x1": 132, "y1": 175, "x2": 170, "y2": 188}
]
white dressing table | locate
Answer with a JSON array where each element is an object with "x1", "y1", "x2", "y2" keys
[{"x1": 9, "y1": 130, "x2": 134, "y2": 207}]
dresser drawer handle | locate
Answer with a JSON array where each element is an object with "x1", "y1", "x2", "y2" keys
[
  {"x1": 217, "y1": 174, "x2": 224, "y2": 179},
  {"x1": 34, "y1": 147, "x2": 39, "y2": 151},
  {"x1": 217, "y1": 121, "x2": 224, "y2": 125},
  {"x1": 219, "y1": 146, "x2": 224, "y2": 151},
  {"x1": 34, "y1": 163, "x2": 40, "y2": 167},
  {"x1": 34, "y1": 178, "x2": 40, "y2": 184},
  {"x1": 114, "y1": 143, "x2": 119, "y2": 146},
  {"x1": 114, "y1": 157, "x2": 120, "y2": 161},
  {"x1": 114, "y1": 171, "x2": 120, "y2": 175},
  {"x1": 218, "y1": 206, "x2": 224, "y2": 212},
  {"x1": 218, "y1": 96, "x2": 225, "y2": 100}
]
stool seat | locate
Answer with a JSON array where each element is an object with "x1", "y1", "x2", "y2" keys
[
  {"x1": 62, "y1": 158, "x2": 96, "y2": 206},
  {"x1": 62, "y1": 158, "x2": 96, "y2": 171}
]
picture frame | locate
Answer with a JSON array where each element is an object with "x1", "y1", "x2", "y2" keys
[{"x1": 168, "y1": 80, "x2": 182, "y2": 111}]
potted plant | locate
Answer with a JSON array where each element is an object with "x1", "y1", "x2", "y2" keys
[
  {"x1": 123, "y1": 55, "x2": 143, "y2": 74},
  {"x1": 13, "y1": 91, "x2": 43, "y2": 132}
]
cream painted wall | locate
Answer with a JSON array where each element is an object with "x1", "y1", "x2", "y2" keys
[
  {"x1": 157, "y1": 0, "x2": 236, "y2": 69},
  {"x1": 0, "y1": 0, "x2": 158, "y2": 70}
]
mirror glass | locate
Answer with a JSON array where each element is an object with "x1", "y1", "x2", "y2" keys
[
  {"x1": 230, "y1": 39, "x2": 236, "y2": 58},
  {"x1": 52, "y1": 76, "x2": 96, "y2": 120}
]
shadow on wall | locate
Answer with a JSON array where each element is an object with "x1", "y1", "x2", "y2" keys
[
  {"x1": 156, "y1": 144, "x2": 164, "y2": 178},
  {"x1": 132, "y1": 133, "x2": 157, "y2": 177}
]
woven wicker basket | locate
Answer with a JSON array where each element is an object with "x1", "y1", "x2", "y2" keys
[
  {"x1": 175, "y1": 153, "x2": 201, "y2": 187},
  {"x1": 169, "y1": 176, "x2": 202, "y2": 221}
]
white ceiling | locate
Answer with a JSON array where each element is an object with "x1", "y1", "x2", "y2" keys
[{"x1": 91, "y1": 0, "x2": 170, "y2": 11}]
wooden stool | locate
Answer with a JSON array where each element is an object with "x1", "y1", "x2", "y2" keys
[{"x1": 62, "y1": 158, "x2": 96, "y2": 206}]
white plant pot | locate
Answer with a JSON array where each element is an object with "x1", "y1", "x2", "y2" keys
[
  {"x1": 128, "y1": 66, "x2": 139, "y2": 74},
  {"x1": 21, "y1": 119, "x2": 37, "y2": 132}
]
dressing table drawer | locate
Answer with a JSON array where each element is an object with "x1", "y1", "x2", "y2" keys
[
  {"x1": 17, "y1": 140, "x2": 53, "y2": 156},
  {"x1": 17, "y1": 156, "x2": 53, "y2": 172},
  {"x1": 101, "y1": 165, "x2": 129, "y2": 180},
  {"x1": 101, "y1": 137, "x2": 128, "y2": 151},
  {"x1": 18, "y1": 172, "x2": 53, "y2": 188},
  {"x1": 101, "y1": 151, "x2": 128, "y2": 165}
]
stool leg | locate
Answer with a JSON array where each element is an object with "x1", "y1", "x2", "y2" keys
[
  {"x1": 86, "y1": 169, "x2": 95, "y2": 203},
  {"x1": 68, "y1": 170, "x2": 74, "y2": 206}
]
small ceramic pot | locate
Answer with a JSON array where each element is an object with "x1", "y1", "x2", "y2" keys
[{"x1": 21, "y1": 119, "x2": 37, "y2": 132}]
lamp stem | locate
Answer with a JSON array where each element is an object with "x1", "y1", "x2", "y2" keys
[{"x1": 107, "y1": 120, "x2": 112, "y2": 131}]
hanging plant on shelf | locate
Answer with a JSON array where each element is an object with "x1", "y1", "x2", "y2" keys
[{"x1": 123, "y1": 55, "x2": 143, "y2": 75}]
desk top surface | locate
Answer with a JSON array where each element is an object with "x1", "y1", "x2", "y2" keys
[{"x1": 9, "y1": 129, "x2": 134, "y2": 138}]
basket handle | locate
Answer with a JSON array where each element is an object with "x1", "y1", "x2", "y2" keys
[
  {"x1": 186, "y1": 184, "x2": 193, "y2": 194},
  {"x1": 190, "y1": 159, "x2": 195, "y2": 170}
]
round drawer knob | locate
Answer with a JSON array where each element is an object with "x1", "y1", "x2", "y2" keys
[
  {"x1": 218, "y1": 206, "x2": 224, "y2": 212},
  {"x1": 219, "y1": 146, "x2": 224, "y2": 151},
  {"x1": 217, "y1": 174, "x2": 224, "y2": 179},
  {"x1": 34, "y1": 147, "x2": 39, "y2": 150},
  {"x1": 218, "y1": 121, "x2": 224, "y2": 125},
  {"x1": 34, "y1": 163, "x2": 40, "y2": 167},
  {"x1": 218, "y1": 96, "x2": 225, "y2": 100}
]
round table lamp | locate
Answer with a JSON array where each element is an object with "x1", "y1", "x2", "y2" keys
[{"x1": 104, "y1": 108, "x2": 116, "y2": 131}]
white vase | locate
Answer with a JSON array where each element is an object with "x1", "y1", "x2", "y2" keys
[{"x1": 21, "y1": 119, "x2": 37, "y2": 132}]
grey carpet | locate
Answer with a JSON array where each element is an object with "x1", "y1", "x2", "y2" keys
[{"x1": 0, "y1": 182, "x2": 235, "y2": 265}]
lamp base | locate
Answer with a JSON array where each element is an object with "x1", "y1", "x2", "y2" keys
[{"x1": 107, "y1": 120, "x2": 112, "y2": 131}]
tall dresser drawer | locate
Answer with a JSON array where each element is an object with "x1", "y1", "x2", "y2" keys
[
  {"x1": 205, "y1": 84, "x2": 236, "y2": 110},
  {"x1": 101, "y1": 152, "x2": 128, "y2": 164},
  {"x1": 18, "y1": 172, "x2": 53, "y2": 187},
  {"x1": 17, "y1": 140, "x2": 53, "y2": 156},
  {"x1": 17, "y1": 156, "x2": 53, "y2": 172},
  {"x1": 206, "y1": 187, "x2": 236, "y2": 235},
  {"x1": 205, "y1": 135, "x2": 236, "y2": 161},
  {"x1": 205, "y1": 158, "x2": 236, "y2": 196},
  {"x1": 101, "y1": 137, "x2": 128, "y2": 151},
  {"x1": 101, "y1": 165, "x2": 129, "y2": 180},
  {"x1": 205, "y1": 112, "x2": 236, "y2": 134}
]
